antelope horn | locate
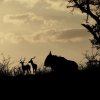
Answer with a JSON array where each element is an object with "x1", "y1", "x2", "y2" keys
[{"x1": 32, "y1": 56, "x2": 36, "y2": 59}]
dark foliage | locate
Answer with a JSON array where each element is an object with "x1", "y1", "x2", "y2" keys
[
  {"x1": 67, "y1": 0, "x2": 100, "y2": 49},
  {"x1": 0, "y1": 52, "x2": 99, "y2": 83}
]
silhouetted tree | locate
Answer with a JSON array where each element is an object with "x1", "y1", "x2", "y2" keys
[
  {"x1": 67, "y1": 0, "x2": 100, "y2": 49},
  {"x1": 80, "y1": 47, "x2": 100, "y2": 68}
]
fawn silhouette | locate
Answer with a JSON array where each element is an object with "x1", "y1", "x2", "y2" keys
[{"x1": 28, "y1": 57, "x2": 37, "y2": 74}]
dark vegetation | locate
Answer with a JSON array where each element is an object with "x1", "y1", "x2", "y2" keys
[
  {"x1": 0, "y1": 50, "x2": 99, "y2": 83},
  {"x1": 67, "y1": 0, "x2": 100, "y2": 49}
]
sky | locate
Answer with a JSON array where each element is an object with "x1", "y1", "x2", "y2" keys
[{"x1": 0, "y1": 0, "x2": 92, "y2": 68}]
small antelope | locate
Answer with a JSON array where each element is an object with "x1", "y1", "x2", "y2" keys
[
  {"x1": 28, "y1": 57, "x2": 37, "y2": 74},
  {"x1": 20, "y1": 58, "x2": 31, "y2": 74}
]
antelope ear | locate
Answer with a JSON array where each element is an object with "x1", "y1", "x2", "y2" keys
[{"x1": 49, "y1": 51, "x2": 52, "y2": 55}]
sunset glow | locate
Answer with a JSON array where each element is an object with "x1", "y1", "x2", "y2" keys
[{"x1": 0, "y1": 0, "x2": 92, "y2": 67}]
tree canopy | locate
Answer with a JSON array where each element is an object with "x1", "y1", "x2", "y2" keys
[{"x1": 67, "y1": 0, "x2": 100, "y2": 49}]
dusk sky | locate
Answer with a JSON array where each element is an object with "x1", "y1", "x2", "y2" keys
[{"x1": 0, "y1": 0, "x2": 92, "y2": 67}]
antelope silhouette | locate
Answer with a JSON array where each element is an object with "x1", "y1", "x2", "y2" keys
[
  {"x1": 28, "y1": 57, "x2": 37, "y2": 74},
  {"x1": 20, "y1": 58, "x2": 31, "y2": 74}
]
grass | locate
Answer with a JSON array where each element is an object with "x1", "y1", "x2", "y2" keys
[
  {"x1": 0, "y1": 56, "x2": 99, "y2": 82},
  {"x1": 0, "y1": 65, "x2": 100, "y2": 82}
]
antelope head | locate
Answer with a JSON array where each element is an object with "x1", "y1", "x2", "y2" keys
[
  {"x1": 29, "y1": 56, "x2": 36, "y2": 63},
  {"x1": 20, "y1": 58, "x2": 25, "y2": 64}
]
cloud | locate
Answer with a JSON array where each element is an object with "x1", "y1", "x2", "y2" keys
[
  {"x1": 3, "y1": 13, "x2": 64, "y2": 32},
  {"x1": 36, "y1": 29, "x2": 90, "y2": 43},
  {"x1": 3, "y1": 13, "x2": 58, "y2": 26},
  {"x1": 3, "y1": 15, "x2": 24, "y2": 25},
  {"x1": 5, "y1": 33, "x2": 24, "y2": 44},
  {"x1": 0, "y1": 29, "x2": 91, "y2": 44},
  {"x1": 0, "y1": 33, "x2": 24, "y2": 44},
  {"x1": 0, "y1": 0, "x2": 87, "y2": 44},
  {"x1": 4, "y1": 0, "x2": 39, "y2": 7},
  {"x1": 3, "y1": 0, "x2": 66, "y2": 11},
  {"x1": 0, "y1": 32, "x2": 6, "y2": 44},
  {"x1": 1, "y1": 0, "x2": 84, "y2": 34},
  {"x1": 2, "y1": 0, "x2": 83, "y2": 15},
  {"x1": 3, "y1": 13, "x2": 44, "y2": 25},
  {"x1": 28, "y1": 29, "x2": 90, "y2": 43},
  {"x1": 45, "y1": 0, "x2": 68, "y2": 11}
]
